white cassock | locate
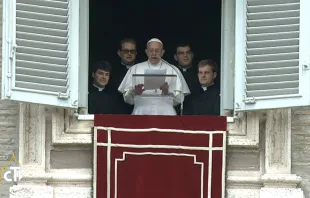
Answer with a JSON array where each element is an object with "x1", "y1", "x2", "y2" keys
[{"x1": 118, "y1": 60, "x2": 190, "y2": 115}]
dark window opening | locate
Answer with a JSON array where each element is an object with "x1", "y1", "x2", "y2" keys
[{"x1": 88, "y1": 0, "x2": 222, "y2": 115}]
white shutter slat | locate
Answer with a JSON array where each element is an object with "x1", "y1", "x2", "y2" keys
[
  {"x1": 247, "y1": 81, "x2": 299, "y2": 92},
  {"x1": 17, "y1": 25, "x2": 68, "y2": 37},
  {"x1": 247, "y1": 74, "x2": 298, "y2": 84},
  {"x1": 247, "y1": 46, "x2": 299, "y2": 56},
  {"x1": 17, "y1": 0, "x2": 68, "y2": 9},
  {"x1": 247, "y1": 52, "x2": 299, "y2": 62},
  {"x1": 17, "y1": 10, "x2": 68, "y2": 23},
  {"x1": 15, "y1": 81, "x2": 67, "y2": 93},
  {"x1": 248, "y1": 31, "x2": 299, "y2": 41},
  {"x1": 16, "y1": 74, "x2": 67, "y2": 87},
  {"x1": 248, "y1": 10, "x2": 299, "y2": 20},
  {"x1": 16, "y1": 39, "x2": 67, "y2": 51},
  {"x1": 247, "y1": 38, "x2": 298, "y2": 48},
  {"x1": 247, "y1": 59, "x2": 299, "y2": 69},
  {"x1": 16, "y1": 67, "x2": 67, "y2": 79},
  {"x1": 16, "y1": 53, "x2": 67, "y2": 65},
  {"x1": 16, "y1": 60, "x2": 67, "y2": 72},
  {"x1": 16, "y1": 18, "x2": 67, "y2": 30},
  {"x1": 248, "y1": 0, "x2": 299, "y2": 6},
  {"x1": 248, "y1": 24, "x2": 299, "y2": 34},
  {"x1": 17, "y1": 46, "x2": 67, "y2": 58},
  {"x1": 248, "y1": 17, "x2": 299, "y2": 27},
  {"x1": 247, "y1": 66, "x2": 299, "y2": 76},
  {"x1": 235, "y1": 0, "x2": 310, "y2": 111},
  {"x1": 247, "y1": 88, "x2": 299, "y2": 97},
  {"x1": 2, "y1": 0, "x2": 80, "y2": 108},
  {"x1": 16, "y1": 3, "x2": 68, "y2": 16},
  {"x1": 16, "y1": 31, "x2": 67, "y2": 44}
]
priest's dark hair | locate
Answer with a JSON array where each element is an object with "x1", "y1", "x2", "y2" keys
[
  {"x1": 91, "y1": 60, "x2": 112, "y2": 74},
  {"x1": 175, "y1": 42, "x2": 193, "y2": 53},
  {"x1": 198, "y1": 59, "x2": 218, "y2": 73},
  {"x1": 119, "y1": 38, "x2": 137, "y2": 50}
]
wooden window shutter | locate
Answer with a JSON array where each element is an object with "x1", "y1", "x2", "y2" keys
[
  {"x1": 2, "y1": 0, "x2": 80, "y2": 108},
  {"x1": 234, "y1": 0, "x2": 310, "y2": 111}
]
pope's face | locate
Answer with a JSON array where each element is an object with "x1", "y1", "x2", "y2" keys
[{"x1": 145, "y1": 42, "x2": 165, "y2": 65}]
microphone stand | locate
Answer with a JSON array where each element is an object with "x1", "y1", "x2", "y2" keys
[{"x1": 160, "y1": 59, "x2": 184, "y2": 115}]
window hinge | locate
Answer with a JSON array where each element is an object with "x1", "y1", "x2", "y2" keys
[
  {"x1": 244, "y1": 96, "x2": 256, "y2": 104},
  {"x1": 302, "y1": 64, "x2": 309, "y2": 71},
  {"x1": 58, "y1": 93, "x2": 69, "y2": 100},
  {"x1": 9, "y1": 43, "x2": 16, "y2": 59},
  {"x1": 5, "y1": 92, "x2": 11, "y2": 98}
]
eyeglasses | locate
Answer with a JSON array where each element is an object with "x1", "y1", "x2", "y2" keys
[{"x1": 121, "y1": 49, "x2": 136, "y2": 54}]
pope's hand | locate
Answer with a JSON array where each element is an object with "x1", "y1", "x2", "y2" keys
[
  {"x1": 160, "y1": 82, "x2": 169, "y2": 95},
  {"x1": 134, "y1": 84, "x2": 144, "y2": 95}
]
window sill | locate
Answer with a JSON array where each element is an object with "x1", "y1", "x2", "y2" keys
[
  {"x1": 53, "y1": 110, "x2": 259, "y2": 147},
  {"x1": 77, "y1": 114, "x2": 235, "y2": 123}
]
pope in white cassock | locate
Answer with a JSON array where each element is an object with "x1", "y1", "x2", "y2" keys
[{"x1": 118, "y1": 38, "x2": 190, "y2": 115}]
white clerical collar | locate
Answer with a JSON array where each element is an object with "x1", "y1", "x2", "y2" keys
[
  {"x1": 202, "y1": 83, "x2": 214, "y2": 91},
  {"x1": 147, "y1": 60, "x2": 162, "y2": 68},
  {"x1": 93, "y1": 84, "x2": 104, "y2": 91},
  {"x1": 178, "y1": 65, "x2": 192, "y2": 72},
  {"x1": 121, "y1": 61, "x2": 134, "y2": 69}
]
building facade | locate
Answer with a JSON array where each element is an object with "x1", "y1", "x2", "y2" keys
[{"x1": 1, "y1": 0, "x2": 310, "y2": 197}]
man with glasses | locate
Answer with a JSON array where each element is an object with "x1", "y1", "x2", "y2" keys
[
  {"x1": 109, "y1": 38, "x2": 137, "y2": 114},
  {"x1": 118, "y1": 38, "x2": 190, "y2": 115},
  {"x1": 110, "y1": 38, "x2": 138, "y2": 88}
]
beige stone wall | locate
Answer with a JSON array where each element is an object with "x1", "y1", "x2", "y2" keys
[
  {"x1": 292, "y1": 107, "x2": 310, "y2": 198},
  {"x1": 0, "y1": 0, "x2": 20, "y2": 197}
]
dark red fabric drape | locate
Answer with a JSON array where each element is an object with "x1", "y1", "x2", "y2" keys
[{"x1": 94, "y1": 115, "x2": 227, "y2": 198}]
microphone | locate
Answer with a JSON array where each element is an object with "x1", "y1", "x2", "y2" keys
[{"x1": 160, "y1": 58, "x2": 185, "y2": 115}]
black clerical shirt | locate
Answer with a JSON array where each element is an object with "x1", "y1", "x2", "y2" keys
[
  {"x1": 88, "y1": 85, "x2": 123, "y2": 114},
  {"x1": 177, "y1": 65, "x2": 200, "y2": 92},
  {"x1": 109, "y1": 61, "x2": 134, "y2": 89},
  {"x1": 176, "y1": 65, "x2": 200, "y2": 115},
  {"x1": 106, "y1": 61, "x2": 135, "y2": 114},
  {"x1": 183, "y1": 84, "x2": 220, "y2": 116}
]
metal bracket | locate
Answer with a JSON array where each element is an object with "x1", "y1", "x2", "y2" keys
[
  {"x1": 9, "y1": 43, "x2": 16, "y2": 59},
  {"x1": 244, "y1": 96, "x2": 256, "y2": 104},
  {"x1": 302, "y1": 64, "x2": 309, "y2": 71},
  {"x1": 5, "y1": 92, "x2": 11, "y2": 98},
  {"x1": 72, "y1": 100, "x2": 78, "y2": 107},
  {"x1": 58, "y1": 93, "x2": 69, "y2": 100}
]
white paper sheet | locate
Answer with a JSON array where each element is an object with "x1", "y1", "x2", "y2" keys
[{"x1": 143, "y1": 68, "x2": 167, "y2": 90}]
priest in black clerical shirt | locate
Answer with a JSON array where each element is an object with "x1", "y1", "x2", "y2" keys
[
  {"x1": 173, "y1": 43, "x2": 200, "y2": 115},
  {"x1": 183, "y1": 59, "x2": 220, "y2": 116},
  {"x1": 108, "y1": 38, "x2": 137, "y2": 114},
  {"x1": 88, "y1": 60, "x2": 124, "y2": 114},
  {"x1": 174, "y1": 43, "x2": 200, "y2": 91}
]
